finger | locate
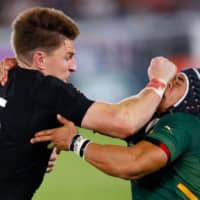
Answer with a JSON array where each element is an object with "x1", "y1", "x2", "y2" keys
[
  {"x1": 49, "y1": 156, "x2": 57, "y2": 162},
  {"x1": 35, "y1": 129, "x2": 54, "y2": 137},
  {"x1": 1, "y1": 72, "x2": 8, "y2": 84},
  {"x1": 1, "y1": 77, "x2": 7, "y2": 86},
  {"x1": 0, "y1": 67, "x2": 8, "y2": 86},
  {"x1": 0, "y1": 62, "x2": 4, "y2": 79},
  {"x1": 2, "y1": 76, "x2": 7, "y2": 85},
  {"x1": 56, "y1": 148, "x2": 61, "y2": 154},
  {"x1": 48, "y1": 161, "x2": 55, "y2": 167},
  {"x1": 46, "y1": 167, "x2": 53, "y2": 173},
  {"x1": 30, "y1": 135, "x2": 52, "y2": 143},
  {"x1": 57, "y1": 114, "x2": 70, "y2": 125},
  {"x1": 50, "y1": 150, "x2": 57, "y2": 160}
]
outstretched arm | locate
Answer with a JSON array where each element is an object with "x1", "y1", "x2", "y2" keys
[
  {"x1": 31, "y1": 115, "x2": 168, "y2": 180},
  {"x1": 84, "y1": 141, "x2": 168, "y2": 180},
  {"x1": 1, "y1": 56, "x2": 177, "y2": 138},
  {"x1": 81, "y1": 57, "x2": 177, "y2": 138}
]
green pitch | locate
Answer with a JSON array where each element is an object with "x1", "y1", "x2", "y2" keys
[{"x1": 33, "y1": 128, "x2": 131, "y2": 200}]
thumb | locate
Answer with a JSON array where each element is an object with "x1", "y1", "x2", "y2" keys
[
  {"x1": 56, "y1": 148, "x2": 61, "y2": 154},
  {"x1": 57, "y1": 114, "x2": 70, "y2": 125}
]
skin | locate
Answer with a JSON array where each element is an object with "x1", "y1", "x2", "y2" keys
[
  {"x1": 158, "y1": 73, "x2": 187, "y2": 113},
  {"x1": 28, "y1": 39, "x2": 77, "y2": 83},
  {"x1": 31, "y1": 72, "x2": 187, "y2": 180}
]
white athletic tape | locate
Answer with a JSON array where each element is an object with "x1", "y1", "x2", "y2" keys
[{"x1": 0, "y1": 97, "x2": 7, "y2": 108}]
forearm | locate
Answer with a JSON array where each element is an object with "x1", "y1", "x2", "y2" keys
[
  {"x1": 31, "y1": 116, "x2": 168, "y2": 180},
  {"x1": 82, "y1": 88, "x2": 161, "y2": 139},
  {"x1": 84, "y1": 141, "x2": 168, "y2": 180},
  {"x1": 116, "y1": 88, "x2": 161, "y2": 135},
  {"x1": 82, "y1": 56, "x2": 177, "y2": 138},
  {"x1": 84, "y1": 142, "x2": 137, "y2": 180}
]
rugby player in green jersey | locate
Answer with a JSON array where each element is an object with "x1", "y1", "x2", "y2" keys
[{"x1": 32, "y1": 66, "x2": 200, "y2": 200}]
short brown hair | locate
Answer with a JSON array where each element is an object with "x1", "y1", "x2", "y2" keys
[{"x1": 11, "y1": 7, "x2": 80, "y2": 64}]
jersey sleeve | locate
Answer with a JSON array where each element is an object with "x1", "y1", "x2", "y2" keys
[
  {"x1": 56, "y1": 81, "x2": 94, "y2": 126},
  {"x1": 37, "y1": 76, "x2": 94, "y2": 126},
  {"x1": 144, "y1": 113, "x2": 191, "y2": 162}
]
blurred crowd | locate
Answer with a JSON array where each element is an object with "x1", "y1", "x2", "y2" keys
[
  {"x1": 0, "y1": 0, "x2": 200, "y2": 101},
  {"x1": 0, "y1": 0, "x2": 200, "y2": 25}
]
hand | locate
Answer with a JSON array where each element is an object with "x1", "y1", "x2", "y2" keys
[
  {"x1": 0, "y1": 58, "x2": 17, "y2": 86},
  {"x1": 46, "y1": 148, "x2": 58, "y2": 173},
  {"x1": 148, "y1": 57, "x2": 177, "y2": 83},
  {"x1": 30, "y1": 114, "x2": 78, "y2": 152}
]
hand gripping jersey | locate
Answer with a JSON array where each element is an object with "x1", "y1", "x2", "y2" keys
[{"x1": 0, "y1": 68, "x2": 93, "y2": 200}]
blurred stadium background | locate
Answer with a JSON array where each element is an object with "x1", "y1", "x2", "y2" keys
[{"x1": 1, "y1": 0, "x2": 200, "y2": 199}]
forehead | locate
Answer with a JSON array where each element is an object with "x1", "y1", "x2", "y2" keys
[
  {"x1": 63, "y1": 39, "x2": 75, "y2": 52},
  {"x1": 52, "y1": 38, "x2": 75, "y2": 55}
]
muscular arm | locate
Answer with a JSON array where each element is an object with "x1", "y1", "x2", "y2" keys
[
  {"x1": 82, "y1": 89, "x2": 161, "y2": 138},
  {"x1": 1, "y1": 56, "x2": 177, "y2": 139},
  {"x1": 85, "y1": 141, "x2": 168, "y2": 180},
  {"x1": 81, "y1": 57, "x2": 177, "y2": 138},
  {"x1": 31, "y1": 114, "x2": 168, "y2": 180}
]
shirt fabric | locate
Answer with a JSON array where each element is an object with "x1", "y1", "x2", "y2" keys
[
  {"x1": 127, "y1": 112, "x2": 200, "y2": 200},
  {"x1": 0, "y1": 67, "x2": 94, "y2": 200}
]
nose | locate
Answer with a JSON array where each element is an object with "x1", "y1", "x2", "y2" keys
[{"x1": 69, "y1": 58, "x2": 77, "y2": 72}]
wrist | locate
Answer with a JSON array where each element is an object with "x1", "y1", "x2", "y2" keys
[
  {"x1": 146, "y1": 78, "x2": 167, "y2": 98},
  {"x1": 69, "y1": 134, "x2": 91, "y2": 159}
]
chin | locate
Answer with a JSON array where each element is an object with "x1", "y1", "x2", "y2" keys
[
  {"x1": 157, "y1": 102, "x2": 167, "y2": 113},
  {"x1": 62, "y1": 79, "x2": 67, "y2": 83},
  {"x1": 157, "y1": 104, "x2": 168, "y2": 114}
]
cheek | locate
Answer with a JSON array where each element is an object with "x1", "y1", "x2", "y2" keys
[
  {"x1": 168, "y1": 88, "x2": 181, "y2": 106},
  {"x1": 51, "y1": 60, "x2": 66, "y2": 73},
  {"x1": 45, "y1": 58, "x2": 57, "y2": 71}
]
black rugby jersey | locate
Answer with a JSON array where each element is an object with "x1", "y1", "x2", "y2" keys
[{"x1": 0, "y1": 67, "x2": 93, "y2": 200}]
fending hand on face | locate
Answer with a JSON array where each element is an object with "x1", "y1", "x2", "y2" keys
[
  {"x1": 148, "y1": 56, "x2": 177, "y2": 83},
  {"x1": 0, "y1": 58, "x2": 17, "y2": 86},
  {"x1": 30, "y1": 114, "x2": 78, "y2": 153}
]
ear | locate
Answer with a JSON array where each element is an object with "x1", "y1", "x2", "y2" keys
[
  {"x1": 168, "y1": 81, "x2": 173, "y2": 89},
  {"x1": 32, "y1": 51, "x2": 47, "y2": 71}
]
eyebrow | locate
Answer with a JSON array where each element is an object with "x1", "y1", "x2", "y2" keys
[
  {"x1": 177, "y1": 75, "x2": 185, "y2": 82},
  {"x1": 66, "y1": 52, "x2": 75, "y2": 57}
]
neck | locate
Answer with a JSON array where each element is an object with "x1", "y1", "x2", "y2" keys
[{"x1": 17, "y1": 59, "x2": 36, "y2": 70}]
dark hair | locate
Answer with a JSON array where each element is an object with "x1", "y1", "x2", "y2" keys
[
  {"x1": 169, "y1": 68, "x2": 200, "y2": 117},
  {"x1": 11, "y1": 7, "x2": 80, "y2": 64}
]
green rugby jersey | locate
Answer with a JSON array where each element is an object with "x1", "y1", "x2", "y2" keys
[{"x1": 131, "y1": 112, "x2": 200, "y2": 200}]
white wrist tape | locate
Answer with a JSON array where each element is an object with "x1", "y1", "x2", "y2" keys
[
  {"x1": 69, "y1": 135, "x2": 91, "y2": 159},
  {"x1": 146, "y1": 78, "x2": 167, "y2": 98}
]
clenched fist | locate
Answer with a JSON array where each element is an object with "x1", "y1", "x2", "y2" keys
[{"x1": 148, "y1": 57, "x2": 177, "y2": 83}]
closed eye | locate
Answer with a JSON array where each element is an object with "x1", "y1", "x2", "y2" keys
[
  {"x1": 65, "y1": 53, "x2": 75, "y2": 61},
  {"x1": 174, "y1": 74, "x2": 185, "y2": 86}
]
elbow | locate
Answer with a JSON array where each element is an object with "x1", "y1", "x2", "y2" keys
[
  {"x1": 112, "y1": 115, "x2": 137, "y2": 139},
  {"x1": 111, "y1": 165, "x2": 141, "y2": 180},
  {"x1": 116, "y1": 170, "x2": 145, "y2": 181},
  {"x1": 109, "y1": 168, "x2": 131, "y2": 180},
  {"x1": 112, "y1": 104, "x2": 145, "y2": 138},
  {"x1": 110, "y1": 124, "x2": 134, "y2": 139},
  {"x1": 118, "y1": 128, "x2": 136, "y2": 139},
  {"x1": 111, "y1": 161, "x2": 147, "y2": 180}
]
